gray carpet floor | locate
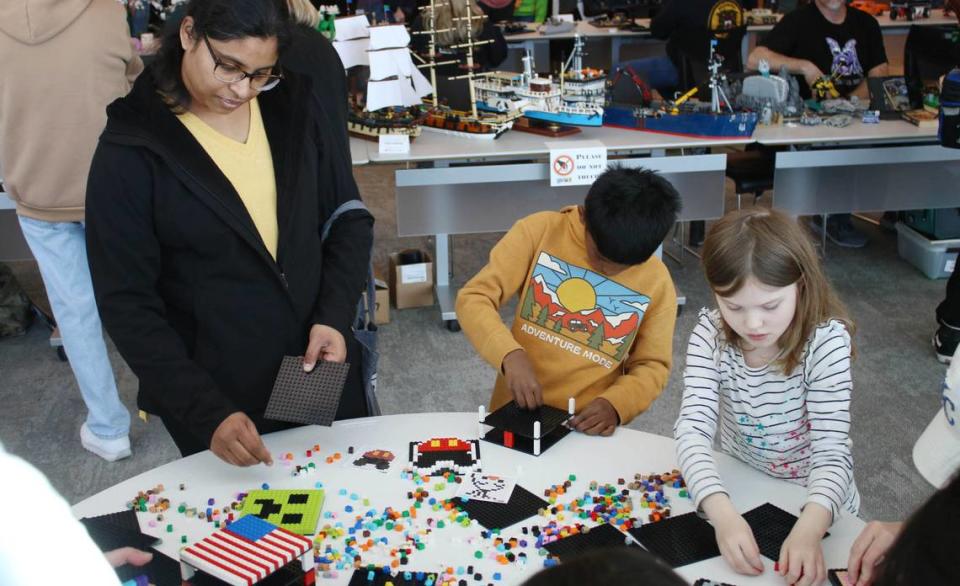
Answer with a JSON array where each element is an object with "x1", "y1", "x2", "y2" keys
[{"x1": 0, "y1": 163, "x2": 944, "y2": 525}]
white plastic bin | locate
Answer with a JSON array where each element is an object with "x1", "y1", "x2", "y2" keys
[{"x1": 896, "y1": 222, "x2": 960, "y2": 279}]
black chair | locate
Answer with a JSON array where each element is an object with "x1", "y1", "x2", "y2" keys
[{"x1": 726, "y1": 148, "x2": 775, "y2": 209}]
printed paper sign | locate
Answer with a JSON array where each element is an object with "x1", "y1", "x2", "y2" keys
[
  {"x1": 379, "y1": 134, "x2": 410, "y2": 154},
  {"x1": 400, "y1": 263, "x2": 428, "y2": 284},
  {"x1": 455, "y1": 472, "x2": 516, "y2": 504},
  {"x1": 548, "y1": 141, "x2": 607, "y2": 187}
]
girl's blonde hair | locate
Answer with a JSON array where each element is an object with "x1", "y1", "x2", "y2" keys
[
  {"x1": 701, "y1": 208, "x2": 855, "y2": 374},
  {"x1": 287, "y1": 0, "x2": 320, "y2": 28}
]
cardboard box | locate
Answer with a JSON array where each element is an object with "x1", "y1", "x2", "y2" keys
[
  {"x1": 389, "y1": 250, "x2": 435, "y2": 309},
  {"x1": 361, "y1": 278, "x2": 391, "y2": 325}
]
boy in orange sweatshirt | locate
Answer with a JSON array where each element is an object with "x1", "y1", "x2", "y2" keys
[{"x1": 456, "y1": 167, "x2": 681, "y2": 436}]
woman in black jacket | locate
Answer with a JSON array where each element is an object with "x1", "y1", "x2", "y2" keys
[{"x1": 86, "y1": 0, "x2": 373, "y2": 465}]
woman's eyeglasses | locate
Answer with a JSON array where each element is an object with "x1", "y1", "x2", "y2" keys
[{"x1": 203, "y1": 36, "x2": 282, "y2": 92}]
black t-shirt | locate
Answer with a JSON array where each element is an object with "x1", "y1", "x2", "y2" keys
[
  {"x1": 652, "y1": 0, "x2": 746, "y2": 79},
  {"x1": 759, "y1": 4, "x2": 887, "y2": 97}
]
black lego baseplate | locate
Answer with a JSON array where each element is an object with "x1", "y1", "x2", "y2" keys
[
  {"x1": 742, "y1": 502, "x2": 829, "y2": 562},
  {"x1": 482, "y1": 425, "x2": 571, "y2": 456},
  {"x1": 348, "y1": 569, "x2": 444, "y2": 586},
  {"x1": 80, "y1": 509, "x2": 159, "y2": 552},
  {"x1": 628, "y1": 511, "x2": 720, "y2": 568},
  {"x1": 542, "y1": 523, "x2": 636, "y2": 559},
  {"x1": 482, "y1": 401, "x2": 571, "y2": 438},
  {"x1": 264, "y1": 356, "x2": 349, "y2": 426},
  {"x1": 448, "y1": 484, "x2": 548, "y2": 530}
]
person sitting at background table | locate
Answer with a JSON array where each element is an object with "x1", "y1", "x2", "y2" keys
[
  {"x1": 513, "y1": 0, "x2": 548, "y2": 23},
  {"x1": 675, "y1": 209, "x2": 859, "y2": 586},
  {"x1": 86, "y1": 0, "x2": 373, "y2": 466},
  {"x1": 746, "y1": 0, "x2": 888, "y2": 249},
  {"x1": 614, "y1": 0, "x2": 746, "y2": 98},
  {"x1": 456, "y1": 167, "x2": 681, "y2": 436}
]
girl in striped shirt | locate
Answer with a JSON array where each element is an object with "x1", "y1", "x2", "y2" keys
[{"x1": 674, "y1": 209, "x2": 859, "y2": 586}]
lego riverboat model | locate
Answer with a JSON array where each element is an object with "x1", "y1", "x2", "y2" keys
[{"x1": 474, "y1": 35, "x2": 606, "y2": 127}]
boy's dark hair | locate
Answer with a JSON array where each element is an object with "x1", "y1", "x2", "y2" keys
[
  {"x1": 521, "y1": 547, "x2": 687, "y2": 586},
  {"x1": 152, "y1": 0, "x2": 292, "y2": 111},
  {"x1": 872, "y1": 472, "x2": 960, "y2": 586},
  {"x1": 583, "y1": 166, "x2": 682, "y2": 265}
]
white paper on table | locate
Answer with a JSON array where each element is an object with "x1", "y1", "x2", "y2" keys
[{"x1": 455, "y1": 472, "x2": 516, "y2": 504}]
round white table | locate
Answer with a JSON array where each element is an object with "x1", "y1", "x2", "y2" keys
[{"x1": 72, "y1": 413, "x2": 865, "y2": 586}]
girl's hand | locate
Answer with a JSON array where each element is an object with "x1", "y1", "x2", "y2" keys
[
  {"x1": 778, "y1": 510, "x2": 829, "y2": 586},
  {"x1": 703, "y1": 494, "x2": 764, "y2": 575},
  {"x1": 715, "y1": 513, "x2": 765, "y2": 575}
]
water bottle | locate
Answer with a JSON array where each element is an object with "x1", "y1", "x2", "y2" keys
[{"x1": 940, "y1": 68, "x2": 960, "y2": 148}]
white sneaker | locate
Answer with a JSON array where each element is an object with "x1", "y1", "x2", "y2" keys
[{"x1": 80, "y1": 423, "x2": 131, "y2": 462}]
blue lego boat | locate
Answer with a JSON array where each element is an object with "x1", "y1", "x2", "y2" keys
[
  {"x1": 604, "y1": 104, "x2": 758, "y2": 139},
  {"x1": 523, "y1": 108, "x2": 604, "y2": 127}
]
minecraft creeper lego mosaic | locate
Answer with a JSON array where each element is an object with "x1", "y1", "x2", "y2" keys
[{"x1": 238, "y1": 489, "x2": 324, "y2": 535}]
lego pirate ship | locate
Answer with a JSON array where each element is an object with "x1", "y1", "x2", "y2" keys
[{"x1": 332, "y1": 16, "x2": 431, "y2": 140}]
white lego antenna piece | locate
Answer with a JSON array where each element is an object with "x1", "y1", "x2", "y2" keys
[{"x1": 533, "y1": 420, "x2": 542, "y2": 456}]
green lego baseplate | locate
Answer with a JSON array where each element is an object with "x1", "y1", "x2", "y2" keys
[{"x1": 239, "y1": 489, "x2": 325, "y2": 535}]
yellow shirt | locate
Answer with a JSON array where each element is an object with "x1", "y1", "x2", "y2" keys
[
  {"x1": 455, "y1": 206, "x2": 678, "y2": 425},
  {"x1": 177, "y1": 99, "x2": 278, "y2": 258}
]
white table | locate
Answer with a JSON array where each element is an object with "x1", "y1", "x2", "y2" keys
[
  {"x1": 369, "y1": 123, "x2": 750, "y2": 165},
  {"x1": 73, "y1": 413, "x2": 865, "y2": 586}
]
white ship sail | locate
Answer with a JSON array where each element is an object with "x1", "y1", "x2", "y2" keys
[
  {"x1": 365, "y1": 79, "x2": 404, "y2": 111},
  {"x1": 331, "y1": 15, "x2": 370, "y2": 69},
  {"x1": 367, "y1": 37, "x2": 435, "y2": 107},
  {"x1": 366, "y1": 78, "x2": 426, "y2": 110},
  {"x1": 333, "y1": 38, "x2": 369, "y2": 69},
  {"x1": 335, "y1": 15, "x2": 371, "y2": 41},
  {"x1": 368, "y1": 24, "x2": 410, "y2": 51}
]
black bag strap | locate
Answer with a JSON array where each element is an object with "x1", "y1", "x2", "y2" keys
[{"x1": 321, "y1": 199, "x2": 377, "y2": 329}]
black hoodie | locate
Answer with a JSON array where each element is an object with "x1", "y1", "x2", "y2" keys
[{"x1": 85, "y1": 60, "x2": 373, "y2": 447}]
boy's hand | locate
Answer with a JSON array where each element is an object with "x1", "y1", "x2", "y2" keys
[
  {"x1": 703, "y1": 494, "x2": 764, "y2": 576},
  {"x1": 778, "y1": 505, "x2": 831, "y2": 586},
  {"x1": 569, "y1": 397, "x2": 618, "y2": 436},
  {"x1": 502, "y1": 349, "x2": 543, "y2": 409},
  {"x1": 846, "y1": 521, "x2": 902, "y2": 586}
]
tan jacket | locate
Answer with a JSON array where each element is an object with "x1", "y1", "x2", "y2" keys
[{"x1": 0, "y1": 0, "x2": 142, "y2": 222}]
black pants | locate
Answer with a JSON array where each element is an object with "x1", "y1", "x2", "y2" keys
[
  {"x1": 938, "y1": 267, "x2": 960, "y2": 328},
  {"x1": 159, "y1": 333, "x2": 370, "y2": 457}
]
